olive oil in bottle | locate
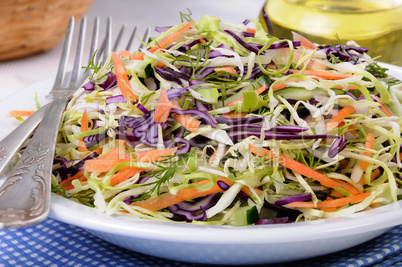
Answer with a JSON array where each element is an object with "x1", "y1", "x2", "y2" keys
[{"x1": 260, "y1": 0, "x2": 402, "y2": 65}]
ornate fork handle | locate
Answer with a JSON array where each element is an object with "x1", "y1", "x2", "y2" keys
[
  {"x1": 0, "y1": 96, "x2": 69, "y2": 229},
  {"x1": 0, "y1": 106, "x2": 47, "y2": 180}
]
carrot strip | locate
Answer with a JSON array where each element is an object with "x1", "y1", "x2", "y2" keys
[
  {"x1": 109, "y1": 167, "x2": 143, "y2": 186},
  {"x1": 153, "y1": 88, "x2": 173, "y2": 123},
  {"x1": 330, "y1": 190, "x2": 344, "y2": 198},
  {"x1": 118, "y1": 50, "x2": 132, "y2": 58},
  {"x1": 292, "y1": 32, "x2": 318, "y2": 50},
  {"x1": 8, "y1": 110, "x2": 36, "y2": 117},
  {"x1": 372, "y1": 95, "x2": 395, "y2": 117},
  {"x1": 246, "y1": 28, "x2": 256, "y2": 34},
  {"x1": 326, "y1": 106, "x2": 355, "y2": 131},
  {"x1": 290, "y1": 69, "x2": 353, "y2": 80},
  {"x1": 249, "y1": 144, "x2": 360, "y2": 194},
  {"x1": 172, "y1": 113, "x2": 201, "y2": 132},
  {"x1": 360, "y1": 132, "x2": 375, "y2": 171},
  {"x1": 60, "y1": 169, "x2": 86, "y2": 191},
  {"x1": 112, "y1": 52, "x2": 137, "y2": 101},
  {"x1": 78, "y1": 109, "x2": 89, "y2": 152},
  {"x1": 84, "y1": 147, "x2": 177, "y2": 172},
  {"x1": 130, "y1": 21, "x2": 195, "y2": 60},
  {"x1": 131, "y1": 176, "x2": 260, "y2": 212},
  {"x1": 131, "y1": 179, "x2": 224, "y2": 211},
  {"x1": 285, "y1": 192, "x2": 371, "y2": 209},
  {"x1": 225, "y1": 82, "x2": 266, "y2": 107},
  {"x1": 214, "y1": 67, "x2": 237, "y2": 74}
]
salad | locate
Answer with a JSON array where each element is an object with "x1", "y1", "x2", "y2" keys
[{"x1": 50, "y1": 15, "x2": 402, "y2": 226}]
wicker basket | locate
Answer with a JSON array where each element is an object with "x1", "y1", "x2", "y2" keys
[{"x1": 0, "y1": 0, "x2": 93, "y2": 61}]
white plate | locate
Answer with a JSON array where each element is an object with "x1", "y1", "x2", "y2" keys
[{"x1": 0, "y1": 64, "x2": 401, "y2": 265}]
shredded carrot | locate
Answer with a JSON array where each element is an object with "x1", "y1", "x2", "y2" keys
[
  {"x1": 246, "y1": 28, "x2": 256, "y2": 34},
  {"x1": 112, "y1": 52, "x2": 137, "y2": 101},
  {"x1": 8, "y1": 110, "x2": 36, "y2": 117},
  {"x1": 109, "y1": 167, "x2": 143, "y2": 186},
  {"x1": 330, "y1": 190, "x2": 344, "y2": 198},
  {"x1": 153, "y1": 88, "x2": 173, "y2": 123},
  {"x1": 292, "y1": 31, "x2": 318, "y2": 50},
  {"x1": 118, "y1": 50, "x2": 132, "y2": 58},
  {"x1": 290, "y1": 69, "x2": 353, "y2": 80},
  {"x1": 214, "y1": 67, "x2": 237, "y2": 74},
  {"x1": 326, "y1": 106, "x2": 355, "y2": 131},
  {"x1": 285, "y1": 192, "x2": 371, "y2": 209},
  {"x1": 360, "y1": 132, "x2": 375, "y2": 171},
  {"x1": 59, "y1": 169, "x2": 86, "y2": 191},
  {"x1": 249, "y1": 144, "x2": 359, "y2": 194},
  {"x1": 225, "y1": 82, "x2": 266, "y2": 107},
  {"x1": 172, "y1": 113, "x2": 201, "y2": 132},
  {"x1": 372, "y1": 95, "x2": 395, "y2": 117},
  {"x1": 131, "y1": 176, "x2": 261, "y2": 212},
  {"x1": 84, "y1": 147, "x2": 177, "y2": 173},
  {"x1": 130, "y1": 21, "x2": 195, "y2": 60},
  {"x1": 131, "y1": 178, "x2": 224, "y2": 211},
  {"x1": 78, "y1": 109, "x2": 89, "y2": 152}
]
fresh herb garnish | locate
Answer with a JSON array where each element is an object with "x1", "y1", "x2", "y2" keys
[
  {"x1": 52, "y1": 185, "x2": 95, "y2": 207},
  {"x1": 135, "y1": 149, "x2": 196, "y2": 201},
  {"x1": 365, "y1": 62, "x2": 389, "y2": 78},
  {"x1": 82, "y1": 50, "x2": 103, "y2": 79}
]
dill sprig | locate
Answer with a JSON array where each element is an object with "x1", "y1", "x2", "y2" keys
[
  {"x1": 254, "y1": 155, "x2": 301, "y2": 191},
  {"x1": 82, "y1": 50, "x2": 103, "y2": 79},
  {"x1": 135, "y1": 149, "x2": 196, "y2": 201},
  {"x1": 180, "y1": 9, "x2": 193, "y2": 23},
  {"x1": 51, "y1": 185, "x2": 95, "y2": 207}
]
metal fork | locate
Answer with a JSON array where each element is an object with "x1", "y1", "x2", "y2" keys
[{"x1": 0, "y1": 16, "x2": 125, "y2": 229}]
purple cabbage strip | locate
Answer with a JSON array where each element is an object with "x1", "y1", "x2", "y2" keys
[
  {"x1": 155, "y1": 25, "x2": 172, "y2": 33},
  {"x1": 263, "y1": 201, "x2": 301, "y2": 220},
  {"x1": 106, "y1": 95, "x2": 126, "y2": 105},
  {"x1": 176, "y1": 193, "x2": 216, "y2": 212},
  {"x1": 268, "y1": 41, "x2": 301, "y2": 49},
  {"x1": 195, "y1": 100, "x2": 211, "y2": 112},
  {"x1": 179, "y1": 39, "x2": 204, "y2": 52},
  {"x1": 328, "y1": 136, "x2": 349, "y2": 158},
  {"x1": 318, "y1": 44, "x2": 368, "y2": 64},
  {"x1": 53, "y1": 152, "x2": 100, "y2": 181},
  {"x1": 83, "y1": 130, "x2": 108, "y2": 148},
  {"x1": 224, "y1": 29, "x2": 261, "y2": 53},
  {"x1": 166, "y1": 87, "x2": 189, "y2": 99},
  {"x1": 168, "y1": 194, "x2": 216, "y2": 222},
  {"x1": 83, "y1": 81, "x2": 95, "y2": 91},
  {"x1": 242, "y1": 31, "x2": 255, "y2": 38},
  {"x1": 275, "y1": 194, "x2": 312, "y2": 205},
  {"x1": 214, "y1": 116, "x2": 264, "y2": 125},
  {"x1": 164, "y1": 137, "x2": 191, "y2": 154},
  {"x1": 269, "y1": 125, "x2": 309, "y2": 133},
  {"x1": 195, "y1": 67, "x2": 215, "y2": 79},
  {"x1": 242, "y1": 19, "x2": 251, "y2": 25},
  {"x1": 346, "y1": 91, "x2": 358, "y2": 100},
  {"x1": 100, "y1": 72, "x2": 117, "y2": 91},
  {"x1": 155, "y1": 66, "x2": 190, "y2": 83},
  {"x1": 136, "y1": 103, "x2": 149, "y2": 114}
]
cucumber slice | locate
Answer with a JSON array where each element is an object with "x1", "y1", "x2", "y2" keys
[{"x1": 230, "y1": 206, "x2": 259, "y2": 226}]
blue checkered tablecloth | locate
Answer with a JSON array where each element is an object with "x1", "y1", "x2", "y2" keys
[{"x1": 0, "y1": 218, "x2": 401, "y2": 267}]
